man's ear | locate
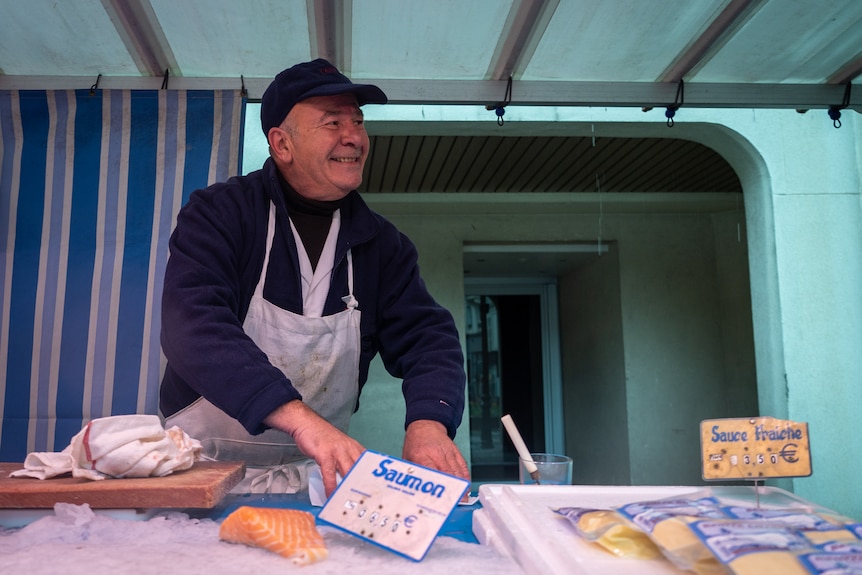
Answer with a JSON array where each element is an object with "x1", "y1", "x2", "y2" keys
[{"x1": 267, "y1": 127, "x2": 293, "y2": 164}]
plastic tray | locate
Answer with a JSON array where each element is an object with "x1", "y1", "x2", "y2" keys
[{"x1": 472, "y1": 484, "x2": 829, "y2": 575}]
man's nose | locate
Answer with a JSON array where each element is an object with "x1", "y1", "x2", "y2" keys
[{"x1": 340, "y1": 122, "x2": 365, "y2": 145}]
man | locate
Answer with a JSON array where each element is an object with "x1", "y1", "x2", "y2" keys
[{"x1": 159, "y1": 59, "x2": 469, "y2": 497}]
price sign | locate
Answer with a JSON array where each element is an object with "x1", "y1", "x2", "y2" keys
[
  {"x1": 700, "y1": 417, "x2": 811, "y2": 481},
  {"x1": 317, "y1": 450, "x2": 469, "y2": 561}
]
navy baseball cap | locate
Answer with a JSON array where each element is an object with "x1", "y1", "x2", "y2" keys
[{"x1": 260, "y1": 59, "x2": 388, "y2": 135}]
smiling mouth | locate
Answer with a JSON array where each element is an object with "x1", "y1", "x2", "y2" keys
[{"x1": 332, "y1": 157, "x2": 360, "y2": 163}]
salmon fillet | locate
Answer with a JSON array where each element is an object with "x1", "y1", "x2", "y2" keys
[{"x1": 219, "y1": 506, "x2": 328, "y2": 565}]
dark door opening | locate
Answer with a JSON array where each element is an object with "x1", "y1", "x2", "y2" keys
[{"x1": 466, "y1": 294, "x2": 545, "y2": 482}]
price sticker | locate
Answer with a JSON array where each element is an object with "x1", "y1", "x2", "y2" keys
[
  {"x1": 317, "y1": 450, "x2": 469, "y2": 561},
  {"x1": 700, "y1": 416, "x2": 811, "y2": 481}
]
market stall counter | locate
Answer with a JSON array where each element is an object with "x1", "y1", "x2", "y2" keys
[
  {"x1": 474, "y1": 483, "x2": 862, "y2": 575},
  {"x1": 0, "y1": 461, "x2": 520, "y2": 575},
  {"x1": 3, "y1": 462, "x2": 860, "y2": 575}
]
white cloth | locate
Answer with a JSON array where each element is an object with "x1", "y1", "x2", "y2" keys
[
  {"x1": 10, "y1": 414, "x2": 202, "y2": 481},
  {"x1": 237, "y1": 458, "x2": 318, "y2": 494},
  {"x1": 230, "y1": 460, "x2": 338, "y2": 502}
]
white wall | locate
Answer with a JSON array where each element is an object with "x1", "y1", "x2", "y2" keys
[{"x1": 349, "y1": 204, "x2": 757, "y2": 490}]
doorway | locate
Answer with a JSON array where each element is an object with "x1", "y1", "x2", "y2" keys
[{"x1": 464, "y1": 279, "x2": 565, "y2": 483}]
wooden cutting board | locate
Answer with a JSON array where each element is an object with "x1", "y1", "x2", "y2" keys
[{"x1": 0, "y1": 461, "x2": 244, "y2": 509}]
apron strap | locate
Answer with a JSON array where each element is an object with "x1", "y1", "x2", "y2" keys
[
  {"x1": 252, "y1": 202, "x2": 278, "y2": 299},
  {"x1": 341, "y1": 250, "x2": 357, "y2": 309}
]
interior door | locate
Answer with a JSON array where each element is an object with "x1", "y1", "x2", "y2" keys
[{"x1": 465, "y1": 282, "x2": 563, "y2": 482}]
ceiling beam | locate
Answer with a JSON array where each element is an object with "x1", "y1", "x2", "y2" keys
[
  {"x1": 659, "y1": 0, "x2": 767, "y2": 82},
  {"x1": 1, "y1": 76, "x2": 857, "y2": 113},
  {"x1": 100, "y1": 0, "x2": 177, "y2": 77},
  {"x1": 827, "y1": 52, "x2": 862, "y2": 85},
  {"x1": 309, "y1": 0, "x2": 351, "y2": 71},
  {"x1": 371, "y1": 79, "x2": 860, "y2": 112},
  {"x1": 486, "y1": 0, "x2": 559, "y2": 81}
]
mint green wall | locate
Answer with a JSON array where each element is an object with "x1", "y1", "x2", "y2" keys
[
  {"x1": 245, "y1": 104, "x2": 862, "y2": 518},
  {"x1": 616, "y1": 210, "x2": 757, "y2": 486},
  {"x1": 685, "y1": 111, "x2": 862, "y2": 519},
  {"x1": 345, "y1": 224, "x2": 468, "y2": 461},
  {"x1": 349, "y1": 203, "x2": 759, "y2": 495},
  {"x1": 559, "y1": 245, "x2": 630, "y2": 485}
]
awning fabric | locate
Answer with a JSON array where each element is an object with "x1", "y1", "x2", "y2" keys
[{"x1": 0, "y1": 89, "x2": 245, "y2": 460}]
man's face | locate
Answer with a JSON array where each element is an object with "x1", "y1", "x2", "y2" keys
[{"x1": 274, "y1": 93, "x2": 369, "y2": 201}]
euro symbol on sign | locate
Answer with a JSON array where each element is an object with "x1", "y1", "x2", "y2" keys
[{"x1": 778, "y1": 443, "x2": 799, "y2": 463}]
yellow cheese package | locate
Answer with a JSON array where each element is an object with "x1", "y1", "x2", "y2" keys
[
  {"x1": 689, "y1": 519, "x2": 818, "y2": 575},
  {"x1": 817, "y1": 539, "x2": 862, "y2": 553},
  {"x1": 722, "y1": 506, "x2": 858, "y2": 545},
  {"x1": 553, "y1": 506, "x2": 663, "y2": 559},
  {"x1": 615, "y1": 496, "x2": 730, "y2": 575},
  {"x1": 797, "y1": 537, "x2": 862, "y2": 574},
  {"x1": 797, "y1": 549, "x2": 862, "y2": 574},
  {"x1": 683, "y1": 509, "x2": 861, "y2": 574}
]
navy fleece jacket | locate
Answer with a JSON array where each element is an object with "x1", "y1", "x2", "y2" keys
[{"x1": 159, "y1": 158, "x2": 465, "y2": 437}]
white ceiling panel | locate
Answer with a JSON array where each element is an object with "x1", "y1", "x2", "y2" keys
[
  {"x1": 351, "y1": 0, "x2": 512, "y2": 79},
  {"x1": 0, "y1": 0, "x2": 859, "y2": 111},
  {"x1": 694, "y1": 0, "x2": 862, "y2": 83},
  {"x1": 1, "y1": 0, "x2": 856, "y2": 206},
  {"x1": 152, "y1": 0, "x2": 313, "y2": 78},
  {"x1": 0, "y1": 0, "x2": 136, "y2": 76},
  {"x1": 524, "y1": 0, "x2": 730, "y2": 81}
]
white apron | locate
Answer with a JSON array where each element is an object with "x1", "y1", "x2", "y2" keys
[{"x1": 166, "y1": 202, "x2": 361, "y2": 492}]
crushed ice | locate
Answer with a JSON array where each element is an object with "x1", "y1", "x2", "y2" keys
[{"x1": 1, "y1": 503, "x2": 523, "y2": 574}]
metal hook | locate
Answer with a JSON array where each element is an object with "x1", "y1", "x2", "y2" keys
[
  {"x1": 240, "y1": 75, "x2": 248, "y2": 98},
  {"x1": 665, "y1": 79, "x2": 684, "y2": 127},
  {"x1": 486, "y1": 76, "x2": 513, "y2": 126},
  {"x1": 827, "y1": 83, "x2": 852, "y2": 129},
  {"x1": 89, "y1": 74, "x2": 102, "y2": 96},
  {"x1": 665, "y1": 108, "x2": 676, "y2": 128},
  {"x1": 161, "y1": 68, "x2": 170, "y2": 90},
  {"x1": 828, "y1": 107, "x2": 842, "y2": 129}
]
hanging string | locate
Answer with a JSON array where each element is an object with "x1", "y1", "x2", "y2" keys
[
  {"x1": 827, "y1": 83, "x2": 852, "y2": 129},
  {"x1": 665, "y1": 79, "x2": 684, "y2": 127},
  {"x1": 161, "y1": 68, "x2": 170, "y2": 90},
  {"x1": 89, "y1": 74, "x2": 102, "y2": 96},
  {"x1": 486, "y1": 76, "x2": 513, "y2": 126},
  {"x1": 596, "y1": 173, "x2": 604, "y2": 255}
]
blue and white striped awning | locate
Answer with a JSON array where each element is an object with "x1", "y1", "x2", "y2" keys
[{"x1": 0, "y1": 89, "x2": 245, "y2": 459}]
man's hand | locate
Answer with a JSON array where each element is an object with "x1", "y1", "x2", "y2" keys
[
  {"x1": 265, "y1": 400, "x2": 364, "y2": 496},
  {"x1": 402, "y1": 420, "x2": 470, "y2": 483}
]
